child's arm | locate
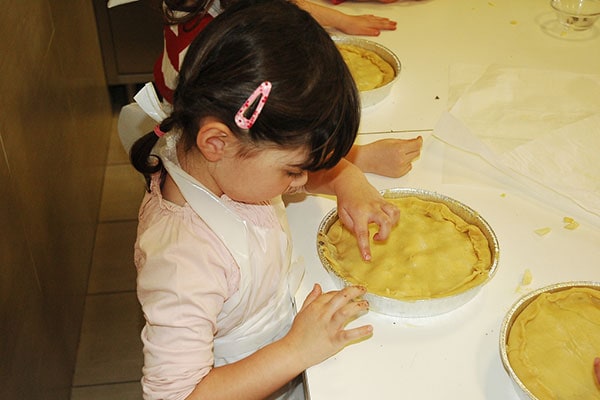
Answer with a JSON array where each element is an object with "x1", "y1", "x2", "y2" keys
[
  {"x1": 331, "y1": 0, "x2": 399, "y2": 3},
  {"x1": 305, "y1": 158, "x2": 399, "y2": 261},
  {"x1": 185, "y1": 284, "x2": 372, "y2": 400},
  {"x1": 346, "y1": 136, "x2": 423, "y2": 178},
  {"x1": 295, "y1": 0, "x2": 397, "y2": 36},
  {"x1": 595, "y1": 357, "x2": 600, "y2": 385}
]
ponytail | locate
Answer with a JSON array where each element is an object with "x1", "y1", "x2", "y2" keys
[{"x1": 130, "y1": 130, "x2": 162, "y2": 192}]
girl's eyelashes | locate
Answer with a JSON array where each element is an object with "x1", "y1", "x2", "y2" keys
[{"x1": 286, "y1": 170, "x2": 305, "y2": 178}]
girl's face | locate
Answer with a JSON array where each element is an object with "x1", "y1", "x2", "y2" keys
[{"x1": 213, "y1": 144, "x2": 309, "y2": 204}]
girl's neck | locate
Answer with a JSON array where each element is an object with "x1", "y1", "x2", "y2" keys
[
  {"x1": 161, "y1": 144, "x2": 223, "y2": 205},
  {"x1": 161, "y1": 174, "x2": 187, "y2": 206}
]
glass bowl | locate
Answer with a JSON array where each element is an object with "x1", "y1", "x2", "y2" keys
[{"x1": 550, "y1": 0, "x2": 600, "y2": 30}]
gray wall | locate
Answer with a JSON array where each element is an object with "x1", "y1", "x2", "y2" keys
[{"x1": 0, "y1": 1, "x2": 113, "y2": 399}]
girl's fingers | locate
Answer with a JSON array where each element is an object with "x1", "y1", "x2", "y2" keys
[
  {"x1": 355, "y1": 230, "x2": 372, "y2": 261},
  {"x1": 299, "y1": 283, "x2": 323, "y2": 311},
  {"x1": 405, "y1": 136, "x2": 423, "y2": 157},
  {"x1": 340, "y1": 324, "x2": 374, "y2": 342},
  {"x1": 330, "y1": 299, "x2": 370, "y2": 326},
  {"x1": 301, "y1": 286, "x2": 371, "y2": 347},
  {"x1": 323, "y1": 286, "x2": 368, "y2": 312},
  {"x1": 383, "y1": 201, "x2": 400, "y2": 219},
  {"x1": 338, "y1": 201, "x2": 400, "y2": 260},
  {"x1": 337, "y1": 208, "x2": 372, "y2": 261},
  {"x1": 372, "y1": 202, "x2": 399, "y2": 242}
]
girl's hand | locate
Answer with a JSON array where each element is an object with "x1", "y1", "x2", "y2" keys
[
  {"x1": 332, "y1": 162, "x2": 399, "y2": 261},
  {"x1": 594, "y1": 357, "x2": 600, "y2": 386},
  {"x1": 307, "y1": 159, "x2": 399, "y2": 261},
  {"x1": 347, "y1": 137, "x2": 423, "y2": 178},
  {"x1": 295, "y1": 0, "x2": 395, "y2": 36},
  {"x1": 283, "y1": 284, "x2": 372, "y2": 369},
  {"x1": 337, "y1": 14, "x2": 397, "y2": 36},
  {"x1": 336, "y1": 184, "x2": 398, "y2": 261}
]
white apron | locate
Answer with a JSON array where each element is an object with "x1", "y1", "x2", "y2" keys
[{"x1": 154, "y1": 133, "x2": 306, "y2": 399}]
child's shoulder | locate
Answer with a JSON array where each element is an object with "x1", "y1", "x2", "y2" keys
[
  {"x1": 139, "y1": 186, "x2": 214, "y2": 236},
  {"x1": 136, "y1": 189, "x2": 239, "y2": 273}
]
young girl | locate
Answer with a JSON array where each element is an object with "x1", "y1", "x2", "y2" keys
[
  {"x1": 154, "y1": 0, "x2": 422, "y2": 179},
  {"x1": 131, "y1": 1, "x2": 399, "y2": 398}
]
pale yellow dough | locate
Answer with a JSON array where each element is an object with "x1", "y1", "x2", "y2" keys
[
  {"x1": 319, "y1": 197, "x2": 492, "y2": 301},
  {"x1": 507, "y1": 287, "x2": 600, "y2": 400},
  {"x1": 337, "y1": 44, "x2": 395, "y2": 91}
]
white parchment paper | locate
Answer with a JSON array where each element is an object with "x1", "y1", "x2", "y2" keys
[{"x1": 434, "y1": 65, "x2": 600, "y2": 220}]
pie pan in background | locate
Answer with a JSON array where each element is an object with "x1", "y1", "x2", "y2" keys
[
  {"x1": 332, "y1": 36, "x2": 401, "y2": 108},
  {"x1": 499, "y1": 281, "x2": 600, "y2": 400}
]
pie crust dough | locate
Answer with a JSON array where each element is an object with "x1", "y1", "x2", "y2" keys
[
  {"x1": 337, "y1": 44, "x2": 395, "y2": 91},
  {"x1": 507, "y1": 287, "x2": 600, "y2": 399},
  {"x1": 319, "y1": 197, "x2": 492, "y2": 300}
]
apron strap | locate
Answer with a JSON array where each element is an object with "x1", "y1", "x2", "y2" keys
[{"x1": 159, "y1": 147, "x2": 252, "y2": 273}]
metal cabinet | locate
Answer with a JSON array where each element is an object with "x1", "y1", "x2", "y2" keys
[{"x1": 92, "y1": 0, "x2": 164, "y2": 98}]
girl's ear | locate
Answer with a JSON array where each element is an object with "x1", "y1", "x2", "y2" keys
[{"x1": 196, "y1": 121, "x2": 234, "y2": 162}]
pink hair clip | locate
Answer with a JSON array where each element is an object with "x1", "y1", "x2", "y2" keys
[
  {"x1": 234, "y1": 81, "x2": 272, "y2": 130},
  {"x1": 154, "y1": 125, "x2": 165, "y2": 138}
]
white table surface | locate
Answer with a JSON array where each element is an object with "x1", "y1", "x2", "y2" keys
[
  {"x1": 288, "y1": 0, "x2": 600, "y2": 398},
  {"x1": 335, "y1": 0, "x2": 600, "y2": 134}
]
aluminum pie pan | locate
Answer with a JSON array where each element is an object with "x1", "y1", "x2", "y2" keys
[
  {"x1": 499, "y1": 281, "x2": 600, "y2": 400},
  {"x1": 332, "y1": 36, "x2": 401, "y2": 108},
  {"x1": 316, "y1": 187, "x2": 500, "y2": 318}
]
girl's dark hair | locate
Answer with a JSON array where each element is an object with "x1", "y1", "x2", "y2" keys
[{"x1": 133, "y1": 0, "x2": 360, "y2": 189}]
